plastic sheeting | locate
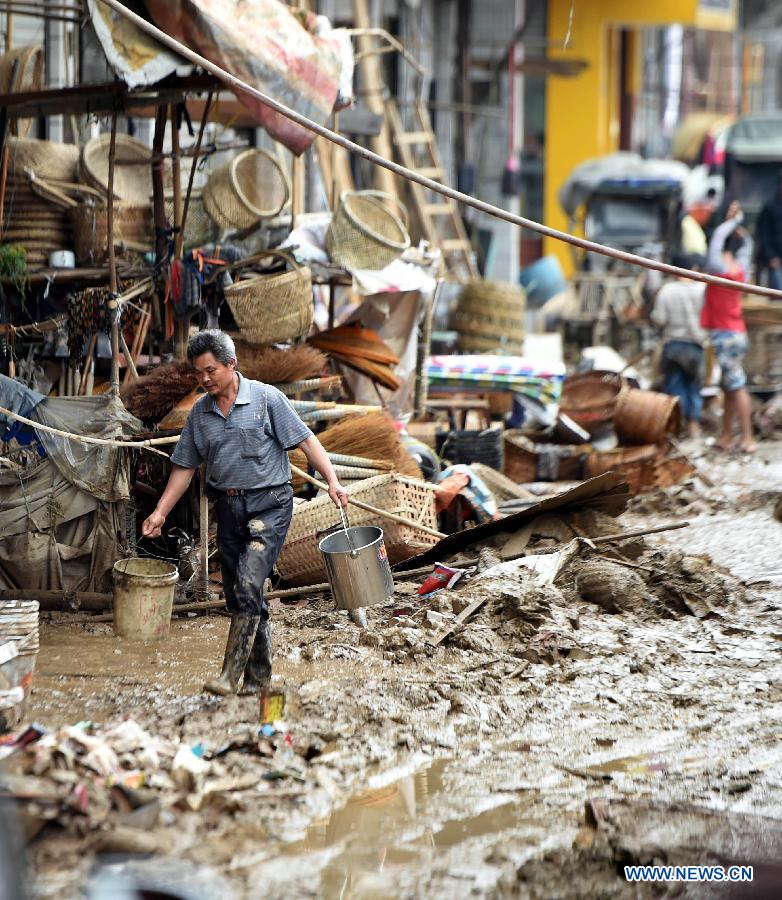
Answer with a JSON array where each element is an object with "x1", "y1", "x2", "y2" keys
[
  {"x1": 725, "y1": 113, "x2": 782, "y2": 162},
  {"x1": 0, "y1": 380, "x2": 141, "y2": 592},
  {"x1": 29, "y1": 394, "x2": 141, "y2": 503},
  {"x1": 1, "y1": 377, "x2": 141, "y2": 502},
  {"x1": 0, "y1": 457, "x2": 124, "y2": 592},
  {"x1": 145, "y1": 0, "x2": 346, "y2": 155},
  {"x1": 87, "y1": 0, "x2": 183, "y2": 89}
]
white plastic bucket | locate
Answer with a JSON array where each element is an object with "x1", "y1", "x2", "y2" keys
[{"x1": 0, "y1": 600, "x2": 39, "y2": 731}]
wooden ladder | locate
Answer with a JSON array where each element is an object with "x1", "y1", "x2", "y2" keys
[{"x1": 386, "y1": 98, "x2": 478, "y2": 280}]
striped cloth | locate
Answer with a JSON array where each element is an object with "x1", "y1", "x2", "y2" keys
[{"x1": 426, "y1": 355, "x2": 565, "y2": 418}]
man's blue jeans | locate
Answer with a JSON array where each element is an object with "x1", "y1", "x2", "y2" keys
[{"x1": 661, "y1": 340, "x2": 704, "y2": 423}]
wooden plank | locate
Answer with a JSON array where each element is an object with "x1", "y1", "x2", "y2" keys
[
  {"x1": 433, "y1": 594, "x2": 489, "y2": 646},
  {"x1": 397, "y1": 131, "x2": 431, "y2": 144},
  {"x1": 415, "y1": 166, "x2": 444, "y2": 178},
  {"x1": 422, "y1": 203, "x2": 454, "y2": 216},
  {"x1": 440, "y1": 238, "x2": 472, "y2": 251}
]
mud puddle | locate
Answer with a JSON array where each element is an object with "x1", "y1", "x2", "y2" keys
[{"x1": 253, "y1": 757, "x2": 536, "y2": 899}]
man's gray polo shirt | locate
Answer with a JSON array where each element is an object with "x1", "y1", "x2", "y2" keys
[{"x1": 170, "y1": 373, "x2": 313, "y2": 490}]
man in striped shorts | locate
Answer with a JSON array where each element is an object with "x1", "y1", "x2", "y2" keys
[{"x1": 142, "y1": 330, "x2": 348, "y2": 695}]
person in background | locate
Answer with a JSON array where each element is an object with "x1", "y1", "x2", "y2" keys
[
  {"x1": 702, "y1": 203, "x2": 757, "y2": 454},
  {"x1": 688, "y1": 187, "x2": 719, "y2": 238},
  {"x1": 756, "y1": 173, "x2": 782, "y2": 292},
  {"x1": 651, "y1": 252, "x2": 706, "y2": 439},
  {"x1": 680, "y1": 210, "x2": 708, "y2": 258}
]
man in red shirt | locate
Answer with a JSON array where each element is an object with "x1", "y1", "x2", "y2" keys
[{"x1": 701, "y1": 203, "x2": 756, "y2": 453}]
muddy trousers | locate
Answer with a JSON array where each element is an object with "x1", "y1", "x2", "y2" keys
[{"x1": 215, "y1": 485, "x2": 294, "y2": 620}]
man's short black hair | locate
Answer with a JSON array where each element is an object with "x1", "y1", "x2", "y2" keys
[
  {"x1": 725, "y1": 232, "x2": 745, "y2": 256},
  {"x1": 187, "y1": 330, "x2": 237, "y2": 365}
]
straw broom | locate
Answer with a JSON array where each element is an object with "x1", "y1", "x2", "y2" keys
[
  {"x1": 124, "y1": 361, "x2": 197, "y2": 421},
  {"x1": 289, "y1": 411, "x2": 422, "y2": 489},
  {"x1": 233, "y1": 341, "x2": 326, "y2": 384}
]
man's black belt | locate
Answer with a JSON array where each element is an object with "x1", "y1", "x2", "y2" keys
[{"x1": 211, "y1": 484, "x2": 290, "y2": 497}]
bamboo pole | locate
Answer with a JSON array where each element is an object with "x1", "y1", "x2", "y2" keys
[
  {"x1": 290, "y1": 463, "x2": 446, "y2": 539},
  {"x1": 0, "y1": 404, "x2": 170, "y2": 456},
  {"x1": 118, "y1": 330, "x2": 139, "y2": 383},
  {"x1": 78, "y1": 333, "x2": 97, "y2": 395},
  {"x1": 106, "y1": 111, "x2": 120, "y2": 394},
  {"x1": 180, "y1": 91, "x2": 213, "y2": 258},
  {"x1": 96, "y1": 0, "x2": 782, "y2": 301},
  {"x1": 171, "y1": 104, "x2": 183, "y2": 259}
]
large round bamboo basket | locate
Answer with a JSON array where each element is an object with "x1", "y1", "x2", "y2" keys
[
  {"x1": 6, "y1": 137, "x2": 79, "y2": 181},
  {"x1": 451, "y1": 279, "x2": 526, "y2": 354},
  {"x1": 326, "y1": 190, "x2": 410, "y2": 270},
  {"x1": 2, "y1": 138, "x2": 79, "y2": 268},
  {"x1": 203, "y1": 149, "x2": 290, "y2": 230},
  {"x1": 559, "y1": 371, "x2": 626, "y2": 436},
  {"x1": 224, "y1": 250, "x2": 313, "y2": 346},
  {"x1": 81, "y1": 134, "x2": 153, "y2": 204},
  {"x1": 0, "y1": 46, "x2": 44, "y2": 137}
]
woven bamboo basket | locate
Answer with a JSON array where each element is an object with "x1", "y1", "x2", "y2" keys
[
  {"x1": 613, "y1": 389, "x2": 680, "y2": 445},
  {"x1": 0, "y1": 46, "x2": 43, "y2": 137},
  {"x1": 277, "y1": 473, "x2": 439, "y2": 586},
  {"x1": 560, "y1": 371, "x2": 626, "y2": 436},
  {"x1": 203, "y1": 148, "x2": 290, "y2": 230},
  {"x1": 70, "y1": 201, "x2": 153, "y2": 264},
  {"x1": 224, "y1": 250, "x2": 313, "y2": 346},
  {"x1": 451, "y1": 280, "x2": 526, "y2": 354},
  {"x1": 81, "y1": 134, "x2": 153, "y2": 204},
  {"x1": 164, "y1": 189, "x2": 218, "y2": 249},
  {"x1": 503, "y1": 430, "x2": 589, "y2": 483},
  {"x1": 326, "y1": 190, "x2": 410, "y2": 270},
  {"x1": 581, "y1": 444, "x2": 688, "y2": 496},
  {"x1": 6, "y1": 137, "x2": 80, "y2": 181}
]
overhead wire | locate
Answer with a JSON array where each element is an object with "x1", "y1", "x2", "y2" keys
[{"x1": 96, "y1": 0, "x2": 782, "y2": 301}]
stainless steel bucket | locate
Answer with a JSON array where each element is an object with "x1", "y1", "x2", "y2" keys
[{"x1": 318, "y1": 525, "x2": 394, "y2": 611}]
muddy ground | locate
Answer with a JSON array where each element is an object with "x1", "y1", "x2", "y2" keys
[{"x1": 8, "y1": 440, "x2": 782, "y2": 899}]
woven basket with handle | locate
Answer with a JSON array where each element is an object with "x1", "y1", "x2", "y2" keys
[
  {"x1": 203, "y1": 148, "x2": 290, "y2": 230},
  {"x1": 223, "y1": 249, "x2": 313, "y2": 346},
  {"x1": 326, "y1": 190, "x2": 410, "y2": 270},
  {"x1": 277, "y1": 473, "x2": 438, "y2": 586}
]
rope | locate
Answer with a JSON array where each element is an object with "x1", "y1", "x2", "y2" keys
[
  {"x1": 0, "y1": 404, "x2": 170, "y2": 457},
  {"x1": 98, "y1": 0, "x2": 782, "y2": 301}
]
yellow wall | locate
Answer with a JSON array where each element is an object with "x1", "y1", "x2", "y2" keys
[{"x1": 545, "y1": 0, "x2": 700, "y2": 274}]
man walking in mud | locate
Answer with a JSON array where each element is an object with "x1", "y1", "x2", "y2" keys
[{"x1": 142, "y1": 330, "x2": 348, "y2": 696}]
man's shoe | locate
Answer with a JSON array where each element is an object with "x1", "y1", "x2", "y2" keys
[
  {"x1": 204, "y1": 615, "x2": 260, "y2": 696},
  {"x1": 242, "y1": 619, "x2": 272, "y2": 693}
]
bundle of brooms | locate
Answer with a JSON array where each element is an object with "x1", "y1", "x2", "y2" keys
[
  {"x1": 123, "y1": 344, "x2": 328, "y2": 424},
  {"x1": 289, "y1": 412, "x2": 422, "y2": 490},
  {"x1": 309, "y1": 324, "x2": 400, "y2": 391},
  {"x1": 124, "y1": 361, "x2": 197, "y2": 422}
]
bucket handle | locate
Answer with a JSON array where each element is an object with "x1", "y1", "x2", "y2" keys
[{"x1": 339, "y1": 505, "x2": 358, "y2": 557}]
